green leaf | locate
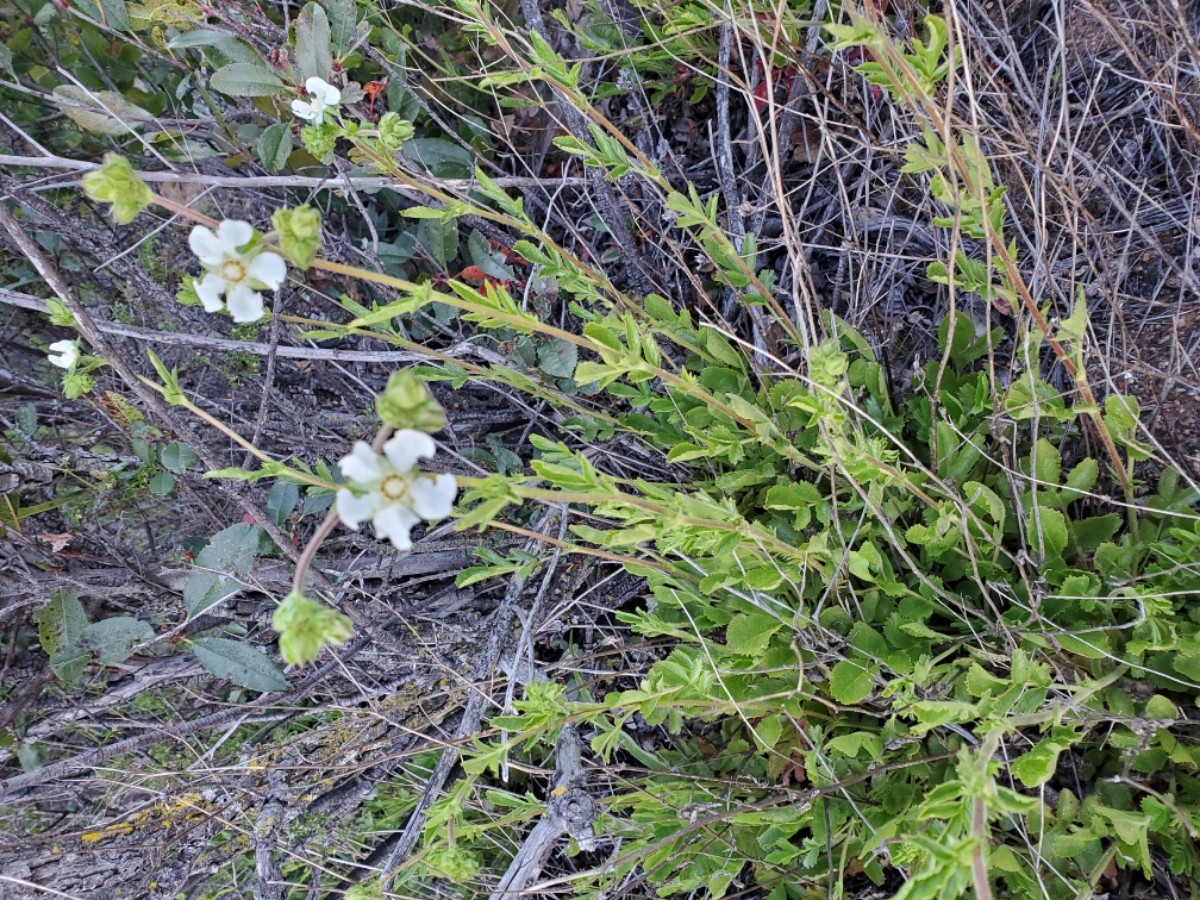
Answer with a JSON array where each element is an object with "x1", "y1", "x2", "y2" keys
[
  {"x1": 210, "y1": 63, "x2": 287, "y2": 97},
  {"x1": 1010, "y1": 738, "x2": 1063, "y2": 788},
  {"x1": 267, "y1": 481, "x2": 300, "y2": 526},
  {"x1": 829, "y1": 660, "x2": 873, "y2": 705},
  {"x1": 324, "y1": 0, "x2": 358, "y2": 54},
  {"x1": 417, "y1": 217, "x2": 458, "y2": 269},
  {"x1": 192, "y1": 636, "x2": 289, "y2": 691},
  {"x1": 752, "y1": 714, "x2": 783, "y2": 750},
  {"x1": 257, "y1": 122, "x2": 292, "y2": 172},
  {"x1": 82, "y1": 0, "x2": 129, "y2": 30},
  {"x1": 185, "y1": 523, "x2": 266, "y2": 617},
  {"x1": 725, "y1": 612, "x2": 782, "y2": 656},
  {"x1": 148, "y1": 471, "x2": 176, "y2": 496},
  {"x1": 161, "y1": 442, "x2": 197, "y2": 473},
  {"x1": 0, "y1": 45, "x2": 13, "y2": 80},
  {"x1": 1031, "y1": 438, "x2": 1062, "y2": 485},
  {"x1": 82, "y1": 616, "x2": 155, "y2": 665},
  {"x1": 1028, "y1": 505, "x2": 1068, "y2": 556},
  {"x1": 1064, "y1": 457, "x2": 1099, "y2": 495},
  {"x1": 295, "y1": 2, "x2": 333, "y2": 82},
  {"x1": 53, "y1": 86, "x2": 149, "y2": 136},
  {"x1": 825, "y1": 731, "x2": 883, "y2": 759},
  {"x1": 536, "y1": 339, "x2": 577, "y2": 379},
  {"x1": 405, "y1": 138, "x2": 473, "y2": 178},
  {"x1": 36, "y1": 588, "x2": 88, "y2": 658}
]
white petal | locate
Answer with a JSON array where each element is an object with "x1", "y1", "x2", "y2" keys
[
  {"x1": 409, "y1": 474, "x2": 457, "y2": 521},
  {"x1": 383, "y1": 430, "x2": 436, "y2": 473},
  {"x1": 188, "y1": 226, "x2": 226, "y2": 265},
  {"x1": 47, "y1": 340, "x2": 77, "y2": 369},
  {"x1": 291, "y1": 99, "x2": 316, "y2": 120},
  {"x1": 196, "y1": 272, "x2": 227, "y2": 312},
  {"x1": 372, "y1": 503, "x2": 421, "y2": 550},
  {"x1": 307, "y1": 77, "x2": 340, "y2": 105},
  {"x1": 336, "y1": 488, "x2": 379, "y2": 528},
  {"x1": 225, "y1": 285, "x2": 264, "y2": 322},
  {"x1": 339, "y1": 442, "x2": 383, "y2": 485},
  {"x1": 216, "y1": 220, "x2": 254, "y2": 251},
  {"x1": 248, "y1": 252, "x2": 287, "y2": 289}
]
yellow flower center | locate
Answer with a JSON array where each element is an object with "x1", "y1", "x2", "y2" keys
[
  {"x1": 380, "y1": 474, "x2": 409, "y2": 501},
  {"x1": 220, "y1": 259, "x2": 248, "y2": 284}
]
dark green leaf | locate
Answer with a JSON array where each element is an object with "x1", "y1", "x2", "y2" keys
[
  {"x1": 161, "y1": 442, "x2": 198, "y2": 473},
  {"x1": 257, "y1": 122, "x2": 292, "y2": 172},
  {"x1": 829, "y1": 660, "x2": 872, "y2": 705},
  {"x1": 536, "y1": 339, "x2": 577, "y2": 379},
  {"x1": 295, "y1": 2, "x2": 333, "y2": 82},
  {"x1": 405, "y1": 138, "x2": 473, "y2": 178},
  {"x1": 192, "y1": 636, "x2": 289, "y2": 692},
  {"x1": 82, "y1": 616, "x2": 155, "y2": 666},
  {"x1": 210, "y1": 63, "x2": 287, "y2": 97},
  {"x1": 36, "y1": 588, "x2": 88, "y2": 658}
]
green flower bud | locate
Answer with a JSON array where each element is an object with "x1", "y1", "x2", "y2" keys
[
  {"x1": 376, "y1": 370, "x2": 447, "y2": 433},
  {"x1": 273, "y1": 591, "x2": 353, "y2": 665},
  {"x1": 46, "y1": 298, "x2": 75, "y2": 327},
  {"x1": 377, "y1": 112, "x2": 414, "y2": 154},
  {"x1": 63, "y1": 371, "x2": 94, "y2": 399},
  {"x1": 81, "y1": 154, "x2": 153, "y2": 225},
  {"x1": 301, "y1": 124, "x2": 337, "y2": 164},
  {"x1": 426, "y1": 846, "x2": 482, "y2": 884},
  {"x1": 271, "y1": 205, "x2": 323, "y2": 269}
]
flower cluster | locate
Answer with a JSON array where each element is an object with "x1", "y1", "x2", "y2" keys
[
  {"x1": 336, "y1": 430, "x2": 457, "y2": 550},
  {"x1": 188, "y1": 220, "x2": 287, "y2": 323}
]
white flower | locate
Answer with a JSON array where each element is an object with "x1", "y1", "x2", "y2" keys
[
  {"x1": 291, "y1": 77, "x2": 341, "y2": 124},
  {"x1": 188, "y1": 220, "x2": 287, "y2": 323},
  {"x1": 47, "y1": 339, "x2": 79, "y2": 369},
  {"x1": 336, "y1": 430, "x2": 458, "y2": 551}
]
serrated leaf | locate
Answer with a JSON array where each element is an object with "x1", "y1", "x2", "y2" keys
[
  {"x1": 725, "y1": 612, "x2": 781, "y2": 656},
  {"x1": 825, "y1": 731, "x2": 883, "y2": 759},
  {"x1": 536, "y1": 339, "x2": 577, "y2": 379},
  {"x1": 1028, "y1": 505, "x2": 1068, "y2": 556},
  {"x1": 752, "y1": 713, "x2": 783, "y2": 751},
  {"x1": 829, "y1": 660, "x2": 873, "y2": 705},
  {"x1": 295, "y1": 2, "x2": 333, "y2": 82},
  {"x1": 1010, "y1": 738, "x2": 1062, "y2": 788},
  {"x1": 1031, "y1": 438, "x2": 1062, "y2": 485},
  {"x1": 210, "y1": 63, "x2": 287, "y2": 97},
  {"x1": 82, "y1": 616, "x2": 155, "y2": 666},
  {"x1": 192, "y1": 636, "x2": 289, "y2": 691},
  {"x1": 36, "y1": 588, "x2": 88, "y2": 658},
  {"x1": 1064, "y1": 457, "x2": 1099, "y2": 494},
  {"x1": 53, "y1": 86, "x2": 150, "y2": 136},
  {"x1": 257, "y1": 122, "x2": 292, "y2": 172}
]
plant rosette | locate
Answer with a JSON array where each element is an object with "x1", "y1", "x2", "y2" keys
[
  {"x1": 188, "y1": 220, "x2": 287, "y2": 323},
  {"x1": 336, "y1": 430, "x2": 457, "y2": 550}
]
